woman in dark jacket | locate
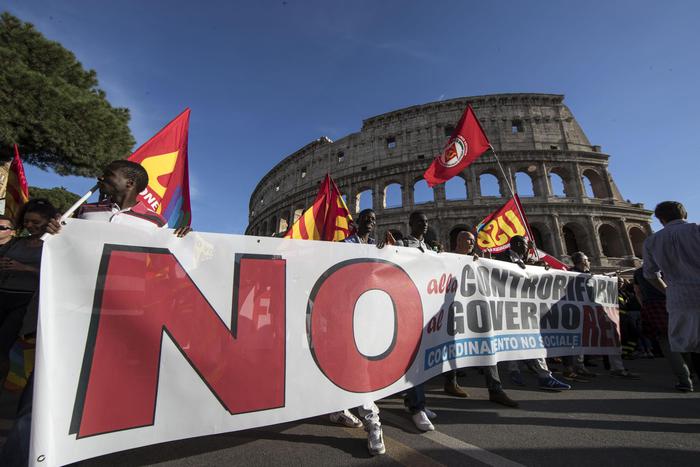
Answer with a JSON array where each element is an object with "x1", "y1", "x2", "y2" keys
[{"x1": 0, "y1": 199, "x2": 57, "y2": 380}]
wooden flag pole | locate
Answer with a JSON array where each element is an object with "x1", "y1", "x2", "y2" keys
[{"x1": 489, "y1": 145, "x2": 541, "y2": 260}]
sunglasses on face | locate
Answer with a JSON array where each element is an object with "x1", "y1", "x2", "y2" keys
[{"x1": 0, "y1": 226, "x2": 14, "y2": 231}]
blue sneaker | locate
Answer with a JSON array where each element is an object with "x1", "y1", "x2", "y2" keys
[
  {"x1": 509, "y1": 371, "x2": 525, "y2": 386},
  {"x1": 538, "y1": 376, "x2": 571, "y2": 391}
]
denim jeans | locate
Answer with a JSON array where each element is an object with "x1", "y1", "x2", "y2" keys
[{"x1": 404, "y1": 383, "x2": 426, "y2": 413}]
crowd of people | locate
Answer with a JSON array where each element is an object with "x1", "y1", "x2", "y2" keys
[
  {"x1": 0, "y1": 161, "x2": 698, "y2": 462},
  {"x1": 323, "y1": 205, "x2": 699, "y2": 456},
  {"x1": 0, "y1": 160, "x2": 190, "y2": 466}
]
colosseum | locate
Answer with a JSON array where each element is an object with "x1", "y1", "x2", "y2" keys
[{"x1": 246, "y1": 93, "x2": 652, "y2": 272}]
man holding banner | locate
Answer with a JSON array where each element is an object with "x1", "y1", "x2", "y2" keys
[
  {"x1": 328, "y1": 208, "x2": 386, "y2": 456},
  {"x1": 495, "y1": 236, "x2": 571, "y2": 391},
  {"x1": 46, "y1": 161, "x2": 191, "y2": 236},
  {"x1": 448, "y1": 230, "x2": 520, "y2": 408},
  {"x1": 2, "y1": 160, "x2": 190, "y2": 467},
  {"x1": 400, "y1": 211, "x2": 437, "y2": 431}
]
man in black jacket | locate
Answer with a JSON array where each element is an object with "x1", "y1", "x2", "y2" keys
[{"x1": 494, "y1": 236, "x2": 571, "y2": 391}]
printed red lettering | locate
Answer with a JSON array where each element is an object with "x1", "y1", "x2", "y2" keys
[
  {"x1": 581, "y1": 305, "x2": 598, "y2": 347},
  {"x1": 70, "y1": 246, "x2": 286, "y2": 438},
  {"x1": 308, "y1": 259, "x2": 423, "y2": 392},
  {"x1": 427, "y1": 278, "x2": 438, "y2": 294}
]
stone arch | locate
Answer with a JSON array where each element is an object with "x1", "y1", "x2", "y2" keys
[
  {"x1": 479, "y1": 170, "x2": 501, "y2": 197},
  {"x1": 514, "y1": 170, "x2": 536, "y2": 197},
  {"x1": 278, "y1": 214, "x2": 289, "y2": 234},
  {"x1": 629, "y1": 226, "x2": 647, "y2": 258},
  {"x1": 548, "y1": 168, "x2": 568, "y2": 197},
  {"x1": 445, "y1": 175, "x2": 468, "y2": 200},
  {"x1": 356, "y1": 188, "x2": 373, "y2": 213},
  {"x1": 562, "y1": 222, "x2": 589, "y2": 256},
  {"x1": 529, "y1": 222, "x2": 553, "y2": 253},
  {"x1": 383, "y1": 182, "x2": 403, "y2": 208},
  {"x1": 413, "y1": 178, "x2": 435, "y2": 204},
  {"x1": 598, "y1": 223, "x2": 625, "y2": 257},
  {"x1": 582, "y1": 168, "x2": 609, "y2": 199},
  {"x1": 293, "y1": 207, "x2": 304, "y2": 223},
  {"x1": 269, "y1": 216, "x2": 277, "y2": 235},
  {"x1": 260, "y1": 219, "x2": 269, "y2": 236}
]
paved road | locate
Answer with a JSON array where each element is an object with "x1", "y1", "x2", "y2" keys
[{"x1": 2, "y1": 357, "x2": 698, "y2": 466}]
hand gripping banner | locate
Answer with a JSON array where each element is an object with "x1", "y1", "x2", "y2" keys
[{"x1": 32, "y1": 221, "x2": 620, "y2": 465}]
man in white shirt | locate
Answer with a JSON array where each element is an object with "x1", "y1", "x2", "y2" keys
[{"x1": 643, "y1": 201, "x2": 700, "y2": 381}]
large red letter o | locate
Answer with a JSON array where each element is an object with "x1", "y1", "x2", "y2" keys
[{"x1": 307, "y1": 259, "x2": 423, "y2": 392}]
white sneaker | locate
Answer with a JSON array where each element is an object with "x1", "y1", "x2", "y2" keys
[
  {"x1": 367, "y1": 423, "x2": 386, "y2": 455},
  {"x1": 405, "y1": 406, "x2": 437, "y2": 420},
  {"x1": 329, "y1": 409, "x2": 363, "y2": 428},
  {"x1": 412, "y1": 410, "x2": 435, "y2": 432}
]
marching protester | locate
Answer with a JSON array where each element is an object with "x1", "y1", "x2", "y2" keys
[
  {"x1": 447, "y1": 230, "x2": 519, "y2": 408},
  {"x1": 562, "y1": 252, "x2": 598, "y2": 381},
  {"x1": 617, "y1": 276, "x2": 642, "y2": 359},
  {"x1": 47, "y1": 160, "x2": 191, "y2": 235},
  {"x1": 0, "y1": 198, "x2": 57, "y2": 466},
  {"x1": 328, "y1": 208, "x2": 386, "y2": 456},
  {"x1": 494, "y1": 235, "x2": 571, "y2": 391},
  {"x1": 442, "y1": 229, "x2": 473, "y2": 399},
  {"x1": 398, "y1": 211, "x2": 438, "y2": 431},
  {"x1": 0, "y1": 215, "x2": 15, "y2": 246},
  {"x1": 438, "y1": 231, "x2": 476, "y2": 396},
  {"x1": 1, "y1": 160, "x2": 190, "y2": 467},
  {"x1": 634, "y1": 264, "x2": 693, "y2": 391},
  {"x1": 0, "y1": 199, "x2": 57, "y2": 385},
  {"x1": 642, "y1": 201, "x2": 700, "y2": 385}
]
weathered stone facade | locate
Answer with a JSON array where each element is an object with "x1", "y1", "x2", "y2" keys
[{"x1": 246, "y1": 93, "x2": 651, "y2": 272}]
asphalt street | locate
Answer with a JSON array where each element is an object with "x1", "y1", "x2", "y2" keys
[{"x1": 1, "y1": 357, "x2": 698, "y2": 466}]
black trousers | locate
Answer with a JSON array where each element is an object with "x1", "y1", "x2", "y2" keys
[{"x1": 0, "y1": 291, "x2": 34, "y2": 357}]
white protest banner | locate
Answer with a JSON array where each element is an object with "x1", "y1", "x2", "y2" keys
[{"x1": 31, "y1": 220, "x2": 619, "y2": 465}]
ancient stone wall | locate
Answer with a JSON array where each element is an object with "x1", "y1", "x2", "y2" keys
[{"x1": 247, "y1": 93, "x2": 651, "y2": 272}]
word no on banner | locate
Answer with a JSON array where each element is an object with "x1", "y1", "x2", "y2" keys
[{"x1": 32, "y1": 221, "x2": 618, "y2": 466}]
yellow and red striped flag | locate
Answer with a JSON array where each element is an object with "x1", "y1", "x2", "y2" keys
[
  {"x1": 4, "y1": 144, "x2": 30, "y2": 222},
  {"x1": 284, "y1": 174, "x2": 353, "y2": 241}
]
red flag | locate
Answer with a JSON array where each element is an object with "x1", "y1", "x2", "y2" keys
[
  {"x1": 536, "y1": 249, "x2": 569, "y2": 271},
  {"x1": 284, "y1": 174, "x2": 353, "y2": 241},
  {"x1": 5, "y1": 144, "x2": 30, "y2": 222},
  {"x1": 423, "y1": 105, "x2": 490, "y2": 187},
  {"x1": 128, "y1": 109, "x2": 192, "y2": 228}
]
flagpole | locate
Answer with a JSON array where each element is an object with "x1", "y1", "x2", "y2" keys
[
  {"x1": 489, "y1": 144, "x2": 541, "y2": 260},
  {"x1": 40, "y1": 183, "x2": 99, "y2": 240}
]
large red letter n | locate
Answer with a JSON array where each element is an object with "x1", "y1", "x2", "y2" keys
[{"x1": 70, "y1": 246, "x2": 286, "y2": 438}]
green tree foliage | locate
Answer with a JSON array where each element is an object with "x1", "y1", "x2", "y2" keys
[
  {"x1": 28, "y1": 185, "x2": 80, "y2": 213},
  {"x1": 0, "y1": 12, "x2": 135, "y2": 176}
]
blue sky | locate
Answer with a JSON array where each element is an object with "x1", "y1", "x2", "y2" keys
[{"x1": 5, "y1": 0, "x2": 699, "y2": 233}]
